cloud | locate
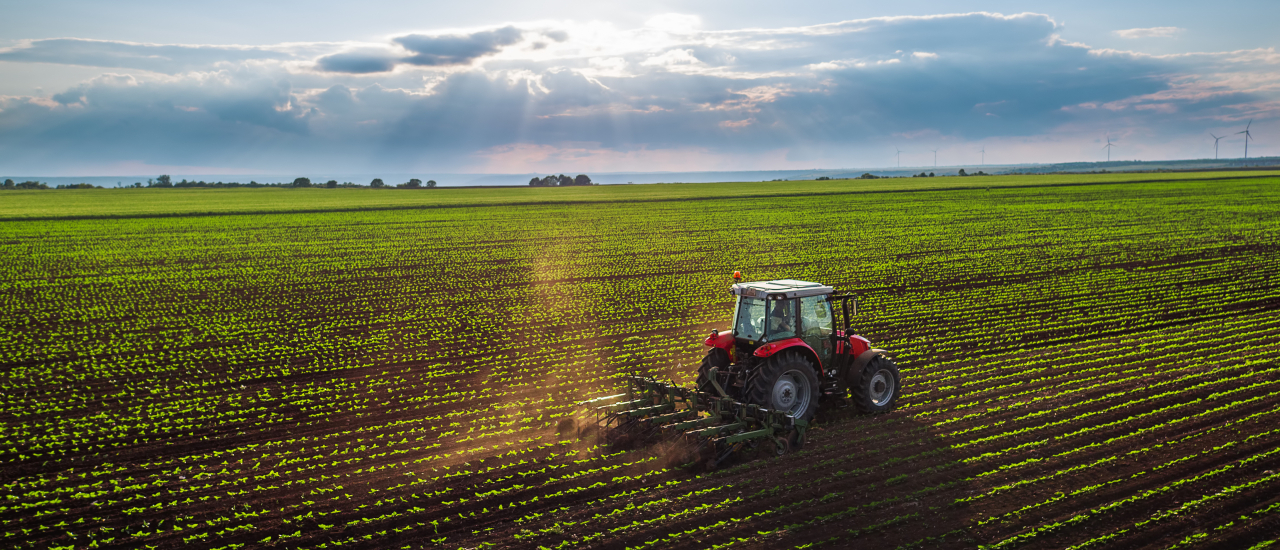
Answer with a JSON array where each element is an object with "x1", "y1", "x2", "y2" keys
[
  {"x1": 0, "y1": 38, "x2": 291, "y2": 74},
  {"x1": 395, "y1": 26, "x2": 523, "y2": 67},
  {"x1": 315, "y1": 50, "x2": 400, "y2": 74},
  {"x1": 311, "y1": 26, "x2": 526, "y2": 74},
  {"x1": 1, "y1": 13, "x2": 1278, "y2": 174},
  {"x1": 640, "y1": 49, "x2": 704, "y2": 68},
  {"x1": 1114, "y1": 27, "x2": 1185, "y2": 39}
]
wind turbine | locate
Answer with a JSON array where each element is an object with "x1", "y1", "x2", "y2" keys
[
  {"x1": 1237, "y1": 119, "x2": 1254, "y2": 159},
  {"x1": 1103, "y1": 134, "x2": 1116, "y2": 162},
  {"x1": 895, "y1": 147, "x2": 902, "y2": 168},
  {"x1": 979, "y1": 146, "x2": 985, "y2": 166},
  {"x1": 931, "y1": 149, "x2": 938, "y2": 167},
  {"x1": 1210, "y1": 133, "x2": 1223, "y2": 160}
]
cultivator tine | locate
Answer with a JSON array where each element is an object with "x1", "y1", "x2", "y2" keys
[
  {"x1": 686, "y1": 422, "x2": 747, "y2": 440},
  {"x1": 598, "y1": 399, "x2": 650, "y2": 414},
  {"x1": 667, "y1": 414, "x2": 721, "y2": 433},
  {"x1": 642, "y1": 409, "x2": 696, "y2": 425},
  {"x1": 724, "y1": 428, "x2": 774, "y2": 444},
  {"x1": 711, "y1": 441, "x2": 745, "y2": 468}
]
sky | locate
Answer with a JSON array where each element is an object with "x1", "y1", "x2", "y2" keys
[{"x1": 0, "y1": 0, "x2": 1276, "y2": 177}]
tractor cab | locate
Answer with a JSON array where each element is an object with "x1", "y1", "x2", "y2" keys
[{"x1": 728, "y1": 279, "x2": 838, "y2": 369}]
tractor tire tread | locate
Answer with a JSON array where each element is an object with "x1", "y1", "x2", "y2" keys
[
  {"x1": 851, "y1": 355, "x2": 900, "y2": 414},
  {"x1": 745, "y1": 350, "x2": 820, "y2": 421},
  {"x1": 696, "y1": 348, "x2": 730, "y2": 393}
]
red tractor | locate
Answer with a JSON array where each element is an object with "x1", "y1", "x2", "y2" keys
[{"x1": 695, "y1": 276, "x2": 900, "y2": 421}]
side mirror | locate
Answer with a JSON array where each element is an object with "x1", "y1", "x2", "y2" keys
[{"x1": 843, "y1": 297, "x2": 858, "y2": 334}]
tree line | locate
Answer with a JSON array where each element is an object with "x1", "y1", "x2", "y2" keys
[
  {"x1": 3, "y1": 175, "x2": 444, "y2": 190},
  {"x1": 529, "y1": 174, "x2": 593, "y2": 186},
  {"x1": 4, "y1": 179, "x2": 53, "y2": 189}
]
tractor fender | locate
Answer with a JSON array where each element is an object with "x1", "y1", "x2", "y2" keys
[
  {"x1": 847, "y1": 334, "x2": 872, "y2": 356},
  {"x1": 753, "y1": 338, "x2": 824, "y2": 376},
  {"x1": 848, "y1": 349, "x2": 888, "y2": 378},
  {"x1": 704, "y1": 329, "x2": 734, "y2": 351}
]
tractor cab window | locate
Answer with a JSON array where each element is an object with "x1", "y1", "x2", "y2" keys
[
  {"x1": 764, "y1": 298, "x2": 797, "y2": 342},
  {"x1": 734, "y1": 297, "x2": 767, "y2": 340},
  {"x1": 799, "y1": 295, "x2": 834, "y2": 339}
]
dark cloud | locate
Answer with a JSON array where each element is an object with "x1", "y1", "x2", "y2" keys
[
  {"x1": 0, "y1": 38, "x2": 289, "y2": 74},
  {"x1": 315, "y1": 51, "x2": 399, "y2": 74},
  {"x1": 312, "y1": 27, "x2": 526, "y2": 74},
  {"x1": 394, "y1": 26, "x2": 523, "y2": 66},
  {"x1": 0, "y1": 73, "x2": 310, "y2": 172}
]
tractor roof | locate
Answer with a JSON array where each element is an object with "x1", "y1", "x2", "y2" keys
[{"x1": 730, "y1": 279, "x2": 834, "y2": 299}]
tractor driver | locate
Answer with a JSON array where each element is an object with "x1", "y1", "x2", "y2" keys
[{"x1": 767, "y1": 299, "x2": 796, "y2": 340}]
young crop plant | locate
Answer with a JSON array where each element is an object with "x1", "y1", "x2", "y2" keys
[{"x1": 2, "y1": 173, "x2": 1280, "y2": 549}]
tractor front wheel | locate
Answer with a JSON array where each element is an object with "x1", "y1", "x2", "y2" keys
[
  {"x1": 746, "y1": 351, "x2": 820, "y2": 421},
  {"x1": 851, "y1": 355, "x2": 900, "y2": 413}
]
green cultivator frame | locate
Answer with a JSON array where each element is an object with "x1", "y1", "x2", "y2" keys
[{"x1": 589, "y1": 373, "x2": 809, "y2": 469}]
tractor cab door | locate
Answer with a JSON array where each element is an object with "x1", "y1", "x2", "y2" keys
[{"x1": 799, "y1": 295, "x2": 835, "y2": 373}]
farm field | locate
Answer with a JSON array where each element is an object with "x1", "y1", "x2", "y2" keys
[
  {"x1": 2, "y1": 172, "x2": 1279, "y2": 549},
  {"x1": 4, "y1": 170, "x2": 1278, "y2": 220}
]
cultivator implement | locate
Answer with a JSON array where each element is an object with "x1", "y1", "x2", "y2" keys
[{"x1": 587, "y1": 373, "x2": 808, "y2": 469}]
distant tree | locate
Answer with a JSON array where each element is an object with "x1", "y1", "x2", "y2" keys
[
  {"x1": 929, "y1": 172, "x2": 935, "y2": 177},
  {"x1": 3, "y1": 179, "x2": 13, "y2": 189},
  {"x1": 293, "y1": 177, "x2": 312, "y2": 187},
  {"x1": 556, "y1": 174, "x2": 572, "y2": 186},
  {"x1": 325, "y1": 180, "x2": 338, "y2": 188},
  {"x1": 816, "y1": 176, "x2": 831, "y2": 181},
  {"x1": 957, "y1": 169, "x2": 968, "y2": 176},
  {"x1": 426, "y1": 179, "x2": 437, "y2": 188},
  {"x1": 17, "y1": 181, "x2": 48, "y2": 189},
  {"x1": 858, "y1": 173, "x2": 879, "y2": 179},
  {"x1": 398, "y1": 178, "x2": 422, "y2": 189},
  {"x1": 156, "y1": 174, "x2": 172, "y2": 187},
  {"x1": 370, "y1": 178, "x2": 385, "y2": 188},
  {"x1": 538, "y1": 175, "x2": 556, "y2": 186},
  {"x1": 573, "y1": 174, "x2": 592, "y2": 185},
  {"x1": 529, "y1": 177, "x2": 540, "y2": 186}
]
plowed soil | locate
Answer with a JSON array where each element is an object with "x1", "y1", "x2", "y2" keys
[{"x1": 2, "y1": 175, "x2": 1279, "y2": 550}]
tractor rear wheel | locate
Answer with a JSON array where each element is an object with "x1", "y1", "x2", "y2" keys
[
  {"x1": 696, "y1": 348, "x2": 730, "y2": 395},
  {"x1": 851, "y1": 355, "x2": 900, "y2": 413},
  {"x1": 746, "y1": 351, "x2": 820, "y2": 421}
]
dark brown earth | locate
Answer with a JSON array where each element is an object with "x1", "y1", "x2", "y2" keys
[{"x1": 3, "y1": 177, "x2": 1280, "y2": 549}]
